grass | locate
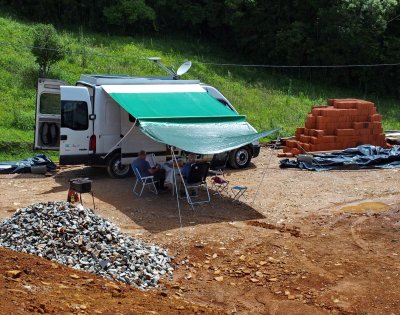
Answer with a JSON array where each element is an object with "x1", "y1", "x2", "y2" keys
[{"x1": 0, "y1": 10, "x2": 399, "y2": 161}]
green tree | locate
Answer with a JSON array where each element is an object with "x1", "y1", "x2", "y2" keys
[
  {"x1": 31, "y1": 24, "x2": 65, "y2": 77},
  {"x1": 104, "y1": 0, "x2": 156, "y2": 32}
]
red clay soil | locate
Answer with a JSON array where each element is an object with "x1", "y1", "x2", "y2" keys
[
  {"x1": 0, "y1": 148, "x2": 400, "y2": 314},
  {"x1": 0, "y1": 247, "x2": 222, "y2": 314}
]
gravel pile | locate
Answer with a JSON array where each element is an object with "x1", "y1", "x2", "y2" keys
[{"x1": 0, "y1": 201, "x2": 173, "y2": 289}]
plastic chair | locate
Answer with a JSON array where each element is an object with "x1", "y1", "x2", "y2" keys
[
  {"x1": 132, "y1": 167, "x2": 158, "y2": 197},
  {"x1": 182, "y1": 162, "x2": 211, "y2": 208}
]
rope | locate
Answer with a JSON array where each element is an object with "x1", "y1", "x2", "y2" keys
[
  {"x1": 1, "y1": 39, "x2": 399, "y2": 69},
  {"x1": 102, "y1": 118, "x2": 137, "y2": 159},
  {"x1": 251, "y1": 132, "x2": 281, "y2": 205},
  {"x1": 196, "y1": 61, "x2": 400, "y2": 68}
]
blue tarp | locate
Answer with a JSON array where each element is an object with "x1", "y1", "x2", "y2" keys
[
  {"x1": 280, "y1": 145, "x2": 400, "y2": 171},
  {"x1": 0, "y1": 154, "x2": 56, "y2": 174}
]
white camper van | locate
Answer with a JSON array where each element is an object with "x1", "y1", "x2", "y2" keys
[{"x1": 34, "y1": 74, "x2": 261, "y2": 178}]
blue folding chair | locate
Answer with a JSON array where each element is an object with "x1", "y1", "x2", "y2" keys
[{"x1": 132, "y1": 167, "x2": 158, "y2": 197}]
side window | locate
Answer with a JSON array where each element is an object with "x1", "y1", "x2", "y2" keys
[
  {"x1": 40, "y1": 93, "x2": 60, "y2": 114},
  {"x1": 61, "y1": 101, "x2": 88, "y2": 130}
]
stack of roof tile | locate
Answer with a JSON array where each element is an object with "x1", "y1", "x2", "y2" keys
[{"x1": 282, "y1": 99, "x2": 388, "y2": 156}]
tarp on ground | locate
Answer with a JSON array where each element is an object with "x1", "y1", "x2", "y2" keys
[
  {"x1": 279, "y1": 145, "x2": 400, "y2": 171},
  {"x1": 102, "y1": 84, "x2": 279, "y2": 154},
  {"x1": 0, "y1": 154, "x2": 56, "y2": 174}
]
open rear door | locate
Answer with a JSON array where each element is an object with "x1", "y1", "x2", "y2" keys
[
  {"x1": 34, "y1": 78, "x2": 67, "y2": 150},
  {"x1": 59, "y1": 86, "x2": 94, "y2": 165}
]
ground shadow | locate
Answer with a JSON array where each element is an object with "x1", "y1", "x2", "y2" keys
[{"x1": 48, "y1": 166, "x2": 264, "y2": 234}]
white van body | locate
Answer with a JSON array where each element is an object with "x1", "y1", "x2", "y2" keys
[{"x1": 34, "y1": 75, "x2": 261, "y2": 178}]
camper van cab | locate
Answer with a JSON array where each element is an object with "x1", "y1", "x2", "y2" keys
[{"x1": 34, "y1": 75, "x2": 261, "y2": 178}]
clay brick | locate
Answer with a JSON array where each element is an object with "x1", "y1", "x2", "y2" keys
[
  {"x1": 354, "y1": 101, "x2": 374, "y2": 111},
  {"x1": 370, "y1": 114, "x2": 382, "y2": 122},
  {"x1": 312, "y1": 129, "x2": 324, "y2": 137},
  {"x1": 333, "y1": 102, "x2": 356, "y2": 109},
  {"x1": 291, "y1": 148, "x2": 302, "y2": 156},
  {"x1": 277, "y1": 152, "x2": 286, "y2": 158},
  {"x1": 335, "y1": 129, "x2": 356, "y2": 136},
  {"x1": 302, "y1": 143, "x2": 310, "y2": 152},
  {"x1": 323, "y1": 136, "x2": 336, "y2": 143},
  {"x1": 305, "y1": 116, "x2": 316, "y2": 129},
  {"x1": 353, "y1": 122, "x2": 370, "y2": 129},
  {"x1": 310, "y1": 136, "x2": 319, "y2": 145},
  {"x1": 299, "y1": 135, "x2": 311, "y2": 143}
]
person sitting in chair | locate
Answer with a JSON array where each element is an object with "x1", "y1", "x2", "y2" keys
[
  {"x1": 180, "y1": 153, "x2": 197, "y2": 196},
  {"x1": 132, "y1": 150, "x2": 166, "y2": 191},
  {"x1": 181, "y1": 153, "x2": 196, "y2": 179}
]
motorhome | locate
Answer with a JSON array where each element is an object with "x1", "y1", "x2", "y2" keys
[{"x1": 34, "y1": 72, "x2": 261, "y2": 178}]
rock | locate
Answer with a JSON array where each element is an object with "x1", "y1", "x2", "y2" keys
[
  {"x1": 268, "y1": 278, "x2": 278, "y2": 282},
  {"x1": 255, "y1": 271, "x2": 263, "y2": 277},
  {"x1": 69, "y1": 274, "x2": 80, "y2": 279},
  {"x1": 239, "y1": 255, "x2": 246, "y2": 261},
  {"x1": 214, "y1": 276, "x2": 224, "y2": 282},
  {"x1": 105, "y1": 283, "x2": 120, "y2": 291},
  {"x1": 5, "y1": 270, "x2": 22, "y2": 278},
  {"x1": 0, "y1": 201, "x2": 172, "y2": 289},
  {"x1": 250, "y1": 278, "x2": 259, "y2": 283}
]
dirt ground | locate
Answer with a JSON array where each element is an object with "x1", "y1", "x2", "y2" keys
[{"x1": 0, "y1": 148, "x2": 399, "y2": 315}]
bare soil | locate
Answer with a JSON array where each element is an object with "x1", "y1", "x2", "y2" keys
[{"x1": 0, "y1": 148, "x2": 399, "y2": 315}]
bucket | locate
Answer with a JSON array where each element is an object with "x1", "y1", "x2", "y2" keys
[{"x1": 31, "y1": 165, "x2": 47, "y2": 174}]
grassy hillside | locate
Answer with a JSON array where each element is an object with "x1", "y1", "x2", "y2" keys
[{"x1": 0, "y1": 11, "x2": 399, "y2": 161}]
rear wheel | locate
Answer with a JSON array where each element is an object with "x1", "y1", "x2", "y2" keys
[
  {"x1": 106, "y1": 153, "x2": 131, "y2": 178},
  {"x1": 229, "y1": 146, "x2": 252, "y2": 169}
]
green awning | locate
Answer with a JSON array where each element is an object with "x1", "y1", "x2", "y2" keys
[
  {"x1": 102, "y1": 84, "x2": 279, "y2": 154},
  {"x1": 102, "y1": 84, "x2": 240, "y2": 120},
  {"x1": 139, "y1": 120, "x2": 280, "y2": 154}
]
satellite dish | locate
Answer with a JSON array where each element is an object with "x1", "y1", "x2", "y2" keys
[{"x1": 176, "y1": 61, "x2": 192, "y2": 76}]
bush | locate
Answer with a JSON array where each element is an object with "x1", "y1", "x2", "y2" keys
[
  {"x1": 13, "y1": 110, "x2": 34, "y2": 131},
  {"x1": 31, "y1": 24, "x2": 65, "y2": 77}
]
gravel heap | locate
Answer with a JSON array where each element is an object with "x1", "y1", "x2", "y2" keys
[{"x1": 0, "y1": 201, "x2": 173, "y2": 289}]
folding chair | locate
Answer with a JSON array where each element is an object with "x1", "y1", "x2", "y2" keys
[
  {"x1": 132, "y1": 167, "x2": 158, "y2": 197},
  {"x1": 210, "y1": 175, "x2": 229, "y2": 196},
  {"x1": 208, "y1": 152, "x2": 229, "y2": 176},
  {"x1": 182, "y1": 162, "x2": 211, "y2": 208},
  {"x1": 208, "y1": 152, "x2": 230, "y2": 196},
  {"x1": 231, "y1": 185, "x2": 248, "y2": 203}
]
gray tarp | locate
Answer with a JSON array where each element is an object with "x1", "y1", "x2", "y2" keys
[{"x1": 280, "y1": 145, "x2": 400, "y2": 171}]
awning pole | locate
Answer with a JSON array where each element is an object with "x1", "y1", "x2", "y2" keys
[
  {"x1": 252, "y1": 131, "x2": 281, "y2": 205},
  {"x1": 171, "y1": 147, "x2": 187, "y2": 256}
]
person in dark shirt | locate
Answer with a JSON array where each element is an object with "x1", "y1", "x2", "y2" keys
[
  {"x1": 132, "y1": 150, "x2": 166, "y2": 190},
  {"x1": 181, "y1": 153, "x2": 196, "y2": 179}
]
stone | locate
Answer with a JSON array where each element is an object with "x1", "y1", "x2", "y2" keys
[
  {"x1": 0, "y1": 201, "x2": 173, "y2": 289},
  {"x1": 69, "y1": 274, "x2": 80, "y2": 279},
  {"x1": 5, "y1": 270, "x2": 22, "y2": 278},
  {"x1": 214, "y1": 276, "x2": 224, "y2": 282}
]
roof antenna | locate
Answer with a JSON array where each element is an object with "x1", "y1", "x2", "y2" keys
[{"x1": 147, "y1": 57, "x2": 192, "y2": 79}]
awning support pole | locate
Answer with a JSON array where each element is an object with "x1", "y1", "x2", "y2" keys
[
  {"x1": 171, "y1": 147, "x2": 187, "y2": 256},
  {"x1": 251, "y1": 131, "x2": 281, "y2": 205}
]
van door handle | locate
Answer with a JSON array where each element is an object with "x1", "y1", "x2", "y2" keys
[{"x1": 60, "y1": 135, "x2": 67, "y2": 140}]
